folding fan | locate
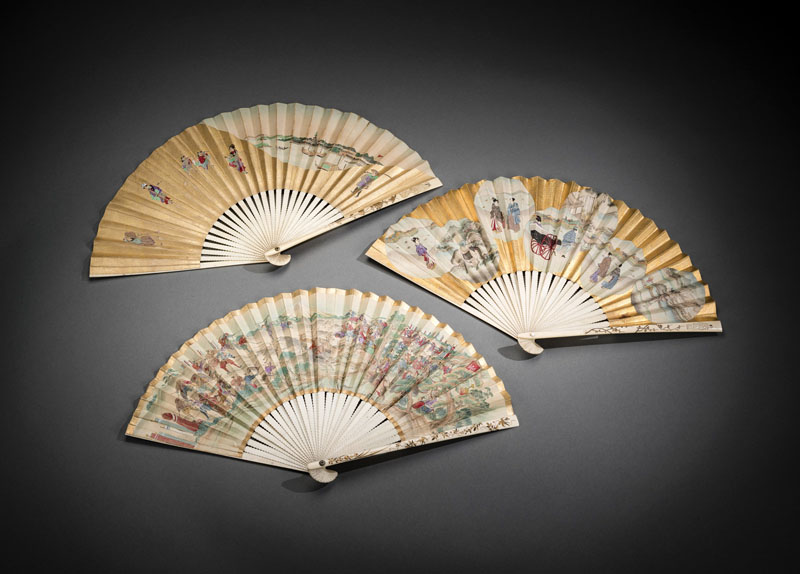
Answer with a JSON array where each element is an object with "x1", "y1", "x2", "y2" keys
[
  {"x1": 90, "y1": 103, "x2": 442, "y2": 276},
  {"x1": 126, "y1": 288, "x2": 518, "y2": 482},
  {"x1": 367, "y1": 176, "x2": 722, "y2": 354}
]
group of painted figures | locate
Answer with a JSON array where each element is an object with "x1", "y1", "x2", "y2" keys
[
  {"x1": 145, "y1": 309, "x2": 502, "y2": 451},
  {"x1": 178, "y1": 145, "x2": 244, "y2": 174},
  {"x1": 403, "y1": 190, "x2": 623, "y2": 290},
  {"x1": 488, "y1": 196, "x2": 523, "y2": 232},
  {"x1": 126, "y1": 139, "x2": 383, "y2": 247},
  {"x1": 383, "y1": 181, "x2": 706, "y2": 325},
  {"x1": 411, "y1": 219, "x2": 494, "y2": 278}
]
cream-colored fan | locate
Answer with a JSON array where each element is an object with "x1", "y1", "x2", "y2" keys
[
  {"x1": 126, "y1": 288, "x2": 518, "y2": 482},
  {"x1": 367, "y1": 176, "x2": 722, "y2": 354},
  {"x1": 90, "y1": 103, "x2": 441, "y2": 276}
]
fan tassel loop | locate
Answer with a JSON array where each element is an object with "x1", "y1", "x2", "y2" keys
[
  {"x1": 516, "y1": 332, "x2": 544, "y2": 355},
  {"x1": 308, "y1": 460, "x2": 338, "y2": 483}
]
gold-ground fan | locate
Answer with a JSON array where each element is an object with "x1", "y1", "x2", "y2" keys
[
  {"x1": 90, "y1": 103, "x2": 441, "y2": 276},
  {"x1": 367, "y1": 176, "x2": 721, "y2": 354}
]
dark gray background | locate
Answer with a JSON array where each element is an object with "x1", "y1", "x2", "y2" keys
[{"x1": 4, "y1": 4, "x2": 794, "y2": 572}]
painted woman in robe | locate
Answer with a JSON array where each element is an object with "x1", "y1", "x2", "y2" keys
[
  {"x1": 412, "y1": 237, "x2": 436, "y2": 269},
  {"x1": 590, "y1": 252, "x2": 613, "y2": 283},
  {"x1": 489, "y1": 198, "x2": 505, "y2": 232},
  {"x1": 226, "y1": 144, "x2": 247, "y2": 174},
  {"x1": 506, "y1": 197, "x2": 521, "y2": 232}
]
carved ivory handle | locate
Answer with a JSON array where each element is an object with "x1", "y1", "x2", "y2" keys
[
  {"x1": 307, "y1": 460, "x2": 338, "y2": 483},
  {"x1": 516, "y1": 332, "x2": 544, "y2": 355},
  {"x1": 264, "y1": 248, "x2": 291, "y2": 266}
]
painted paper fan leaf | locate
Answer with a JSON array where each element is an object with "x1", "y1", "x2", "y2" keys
[
  {"x1": 367, "y1": 176, "x2": 722, "y2": 354},
  {"x1": 126, "y1": 288, "x2": 518, "y2": 482},
  {"x1": 90, "y1": 103, "x2": 442, "y2": 277}
]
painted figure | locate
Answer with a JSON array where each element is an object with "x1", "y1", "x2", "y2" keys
[
  {"x1": 590, "y1": 252, "x2": 614, "y2": 283},
  {"x1": 412, "y1": 237, "x2": 436, "y2": 269},
  {"x1": 601, "y1": 266, "x2": 620, "y2": 289},
  {"x1": 489, "y1": 198, "x2": 505, "y2": 232},
  {"x1": 560, "y1": 226, "x2": 578, "y2": 254},
  {"x1": 226, "y1": 144, "x2": 247, "y2": 173},
  {"x1": 195, "y1": 150, "x2": 211, "y2": 169},
  {"x1": 530, "y1": 215, "x2": 545, "y2": 236},
  {"x1": 214, "y1": 352, "x2": 239, "y2": 372},
  {"x1": 351, "y1": 169, "x2": 379, "y2": 197},
  {"x1": 142, "y1": 183, "x2": 171, "y2": 204},
  {"x1": 123, "y1": 231, "x2": 157, "y2": 246},
  {"x1": 180, "y1": 155, "x2": 194, "y2": 172},
  {"x1": 506, "y1": 197, "x2": 521, "y2": 232}
]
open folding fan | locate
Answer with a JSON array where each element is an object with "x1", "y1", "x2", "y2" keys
[
  {"x1": 367, "y1": 176, "x2": 722, "y2": 354},
  {"x1": 90, "y1": 103, "x2": 441, "y2": 276},
  {"x1": 126, "y1": 288, "x2": 518, "y2": 482}
]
